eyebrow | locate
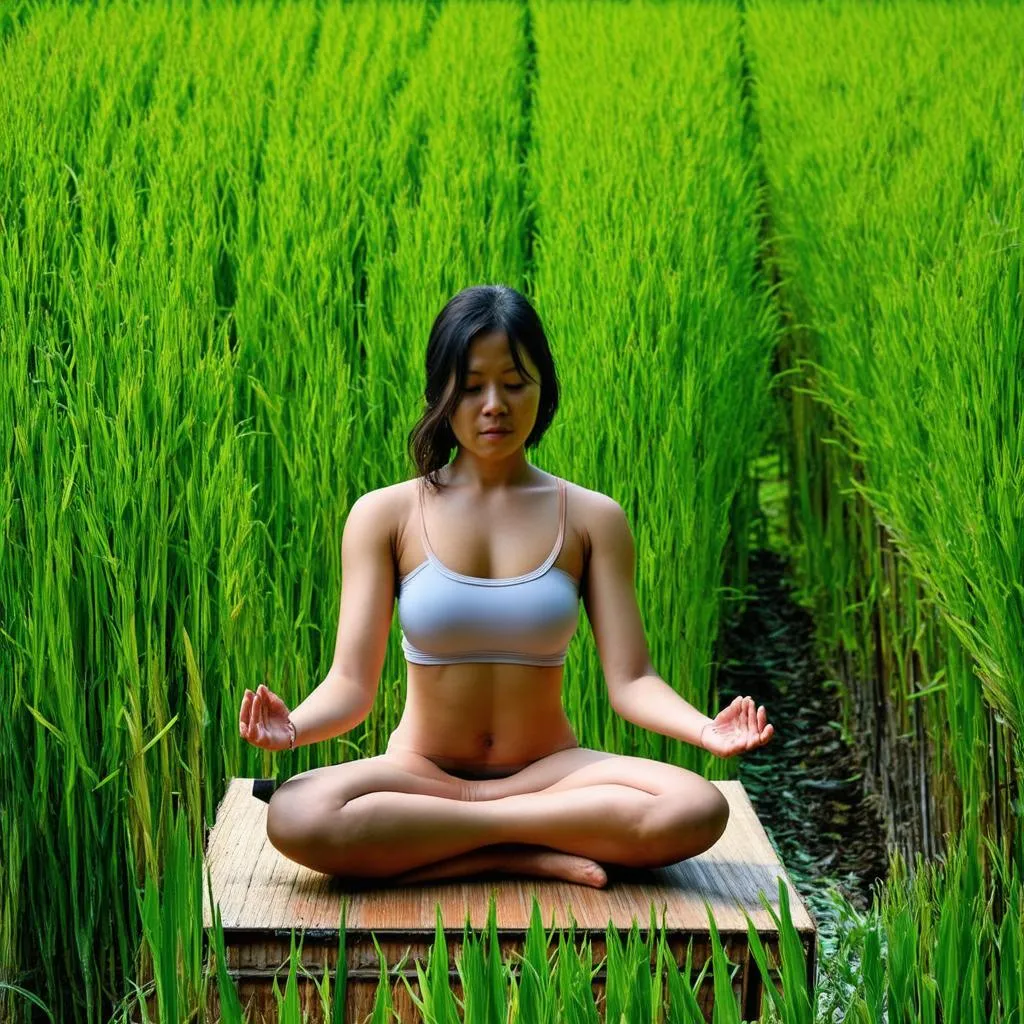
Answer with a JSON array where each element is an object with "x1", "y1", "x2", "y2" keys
[{"x1": 467, "y1": 363, "x2": 518, "y2": 375}]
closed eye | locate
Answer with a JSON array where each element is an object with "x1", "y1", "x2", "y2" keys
[{"x1": 465, "y1": 384, "x2": 525, "y2": 393}]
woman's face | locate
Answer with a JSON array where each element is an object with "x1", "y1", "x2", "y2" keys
[{"x1": 447, "y1": 331, "x2": 541, "y2": 454}]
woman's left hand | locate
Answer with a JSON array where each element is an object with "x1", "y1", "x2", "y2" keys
[{"x1": 700, "y1": 696, "x2": 774, "y2": 758}]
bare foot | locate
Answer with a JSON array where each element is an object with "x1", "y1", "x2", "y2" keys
[
  {"x1": 503, "y1": 848, "x2": 608, "y2": 888},
  {"x1": 391, "y1": 846, "x2": 609, "y2": 888}
]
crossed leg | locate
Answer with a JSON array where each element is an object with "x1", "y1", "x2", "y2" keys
[{"x1": 266, "y1": 746, "x2": 729, "y2": 888}]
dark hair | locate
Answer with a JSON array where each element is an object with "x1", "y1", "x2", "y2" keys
[{"x1": 407, "y1": 285, "x2": 560, "y2": 491}]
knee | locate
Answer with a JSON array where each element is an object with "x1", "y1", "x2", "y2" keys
[
  {"x1": 266, "y1": 784, "x2": 299, "y2": 853},
  {"x1": 705, "y1": 787, "x2": 730, "y2": 843},
  {"x1": 266, "y1": 782, "x2": 330, "y2": 858},
  {"x1": 642, "y1": 785, "x2": 730, "y2": 866}
]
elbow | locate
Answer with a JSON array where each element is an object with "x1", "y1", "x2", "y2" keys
[
  {"x1": 327, "y1": 672, "x2": 377, "y2": 719},
  {"x1": 608, "y1": 680, "x2": 636, "y2": 719}
]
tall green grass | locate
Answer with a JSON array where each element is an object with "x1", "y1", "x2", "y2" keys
[
  {"x1": 6, "y1": 0, "x2": 1022, "y2": 1020},
  {"x1": 0, "y1": 2, "x2": 431, "y2": 1017},
  {"x1": 746, "y1": 0, "x2": 1024, "y2": 865},
  {"x1": 103, "y1": 808, "x2": 1024, "y2": 1022}
]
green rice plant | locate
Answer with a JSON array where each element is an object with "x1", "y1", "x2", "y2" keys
[
  {"x1": 702, "y1": 907, "x2": 741, "y2": 1024},
  {"x1": 555, "y1": 927, "x2": 600, "y2": 1024},
  {"x1": 794, "y1": 878, "x2": 887, "y2": 1023},
  {"x1": 414, "y1": 904, "x2": 463, "y2": 1024},
  {"x1": 658, "y1": 926, "x2": 712, "y2": 1024},
  {"x1": 512, "y1": 900, "x2": 559, "y2": 1023},
  {"x1": 206, "y1": 875, "x2": 245, "y2": 1024},
  {"x1": 485, "y1": 895, "x2": 511, "y2": 1023},
  {"x1": 271, "y1": 928, "x2": 305, "y2": 1024},
  {"x1": 333, "y1": 901, "x2": 350, "y2": 1024},
  {"x1": 615, "y1": 919, "x2": 658, "y2": 1023},
  {"x1": 995, "y1": 867, "x2": 1024, "y2": 1022},
  {"x1": 136, "y1": 809, "x2": 206, "y2": 1023},
  {"x1": 455, "y1": 914, "x2": 489, "y2": 1023},
  {"x1": 745, "y1": 0, "x2": 1024, "y2": 868},
  {"x1": 0, "y1": 2, "x2": 435, "y2": 1017},
  {"x1": 742, "y1": 880, "x2": 812, "y2": 1024},
  {"x1": 369, "y1": 932, "x2": 398, "y2": 1024},
  {"x1": 0, "y1": 981, "x2": 54, "y2": 1024}
]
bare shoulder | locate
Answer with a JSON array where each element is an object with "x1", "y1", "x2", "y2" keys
[
  {"x1": 344, "y1": 480, "x2": 415, "y2": 545},
  {"x1": 561, "y1": 478, "x2": 627, "y2": 551},
  {"x1": 564, "y1": 479, "x2": 622, "y2": 515}
]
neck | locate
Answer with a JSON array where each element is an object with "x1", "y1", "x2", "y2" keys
[{"x1": 444, "y1": 450, "x2": 536, "y2": 492}]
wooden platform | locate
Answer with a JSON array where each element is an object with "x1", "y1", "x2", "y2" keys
[{"x1": 202, "y1": 778, "x2": 816, "y2": 1022}]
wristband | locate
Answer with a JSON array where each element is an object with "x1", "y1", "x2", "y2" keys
[{"x1": 287, "y1": 719, "x2": 297, "y2": 751}]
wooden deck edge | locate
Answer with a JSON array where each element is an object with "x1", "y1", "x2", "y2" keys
[{"x1": 210, "y1": 924, "x2": 817, "y2": 940}]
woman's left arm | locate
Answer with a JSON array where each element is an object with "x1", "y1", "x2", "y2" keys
[
  {"x1": 581, "y1": 493, "x2": 773, "y2": 757},
  {"x1": 616, "y1": 682, "x2": 773, "y2": 757}
]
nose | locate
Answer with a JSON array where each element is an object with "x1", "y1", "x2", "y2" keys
[{"x1": 481, "y1": 385, "x2": 508, "y2": 413}]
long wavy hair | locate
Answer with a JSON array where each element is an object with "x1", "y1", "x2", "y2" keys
[{"x1": 407, "y1": 285, "x2": 560, "y2": 492}]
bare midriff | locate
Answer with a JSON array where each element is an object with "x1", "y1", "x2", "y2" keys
[{"x1": 385, "y1": 661, "x2": 580, "y2": 778}]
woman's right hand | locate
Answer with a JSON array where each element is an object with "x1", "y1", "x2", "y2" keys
[{"x1": 239, "y1": 684, "x2": 295, "y2": 751}]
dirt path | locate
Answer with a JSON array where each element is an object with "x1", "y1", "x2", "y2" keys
[{"x1": 716, "y1": 547, "x2": 890, "y2": 1012}]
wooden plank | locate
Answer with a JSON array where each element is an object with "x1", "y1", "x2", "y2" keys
[{"x1": 204, "y1": 778, "x2": 815, "y2": 937}]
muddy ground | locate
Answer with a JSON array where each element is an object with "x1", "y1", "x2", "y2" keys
[{"x1": 716, "y1": 548, "x2": 891, "y2": 917}]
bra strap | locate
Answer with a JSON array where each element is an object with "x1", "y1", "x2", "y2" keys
[
  {"x1": 418, "y1": 477, "x2": 437, "y2": 560},
  {"x1": 551, "y1": 477, "x2": 566, "y2": 560}
]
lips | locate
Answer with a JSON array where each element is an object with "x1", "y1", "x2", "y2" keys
[{"x1": 481, "y1": 428, "x2": 510, "y2": 435}]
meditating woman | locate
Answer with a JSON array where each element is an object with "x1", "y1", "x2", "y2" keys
[{"x1": 239, "y1": 284, "x2": 774, "y2": 889}]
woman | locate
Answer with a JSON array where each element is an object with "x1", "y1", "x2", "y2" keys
[{"x1": 239, "y1": 284, "x2": 774, "y2": 889}]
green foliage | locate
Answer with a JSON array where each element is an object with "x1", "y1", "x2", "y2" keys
[
  {"x1": 742, "y1": 881, "x2": 812, "y2": 1024},
  {"x1": 3, "y1": 2, "x2": 1023, "y2": 1023},
  {"x1": 205, "y1": 872, "x2": 244, "y2": 1024},
  {"x1": 747, "y1": 0, "x2": 1024, "y2": 863},
  {"x1": 369, "y1": 933, "x2": 396, "y2": 1024}
]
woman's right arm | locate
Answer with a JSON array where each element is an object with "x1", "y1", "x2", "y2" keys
[
  {"x1": 282, "y1": 674, "x2": 376, "y2": 749},
  {"x1": 293, "y1": 488, "x2": 398, "y2": 747},
  {"x1": 248, "y1": 488, "x2": 398, "y2": 750}
]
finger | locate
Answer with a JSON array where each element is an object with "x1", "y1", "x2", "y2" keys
[
  {"x1": 243, "y1": 692, "x2": 257, "y2": 738},
  {"x1": 761, "y1": 723, "x2": 774, "y2": 743},
  {"x1": 239, "y1": 691, "x2": 251, "y2": 731},
  {"x1": 252, "y1": 695, "x2": 264, "y2": 741},
  {"x1": 758, "y1": 705, "x2": 766, "y2": 730},
  {"x1": 249, "y1": 691, "x2": 261, "y2": 739}
]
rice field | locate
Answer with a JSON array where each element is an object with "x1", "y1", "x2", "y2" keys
[{"x1": 1, "y1": 0, "x2": 1023, "y2": 1020}]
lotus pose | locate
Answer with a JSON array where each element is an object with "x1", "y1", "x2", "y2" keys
[{"x1": 239, "y1": 284, "x2": 774, "y2": 889}]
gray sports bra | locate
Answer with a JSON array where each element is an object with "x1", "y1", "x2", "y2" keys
[{"x1": 398, "y1": 476, "x2": 581, "y2": 666}]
